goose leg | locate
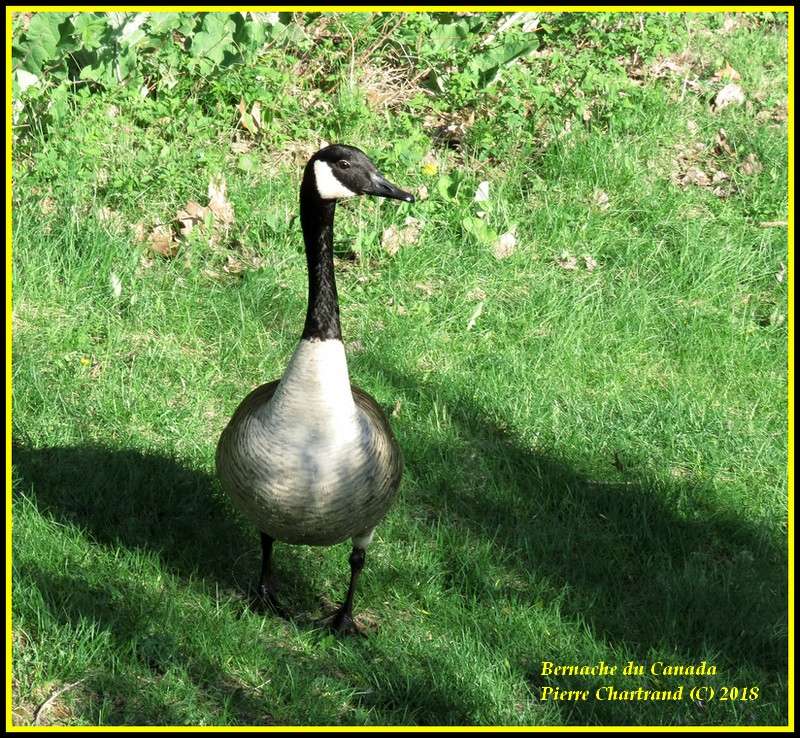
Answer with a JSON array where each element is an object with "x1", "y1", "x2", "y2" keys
[
  {"x1": 330, "y1": 546, "x2": 366, "y2": 636},
  {"x1": 255, "y1": 532, "x2": 282, "y2": 613}
]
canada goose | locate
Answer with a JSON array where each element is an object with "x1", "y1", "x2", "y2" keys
[{"x1": 216, "y1": 144, "x2": 414, "y2": 635}]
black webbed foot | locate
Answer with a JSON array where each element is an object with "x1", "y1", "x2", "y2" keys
[{"x1": 327, "y1": 608, "x2": 366, "y2": 637}]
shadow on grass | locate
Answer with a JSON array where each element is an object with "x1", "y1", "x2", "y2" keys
[
  {"x1": 11, "y1": 359, "x2": 788, "y2": 725},
  {"x1": 16, "y1": 562, "x2": 282, "y2": 726},
  {"x1": 353, "y1": 357, "x2": 788, "y2": 724},
  {"x1": 11, "y1": 442, "x2": 322, "y2": 610}
]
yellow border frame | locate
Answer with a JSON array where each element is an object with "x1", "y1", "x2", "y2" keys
[{"x1": 5, "y1": 5, "x2": 794, "y2": 733}]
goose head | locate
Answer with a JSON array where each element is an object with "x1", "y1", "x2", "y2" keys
[{"x1": 307, "y1": 144, "x2": 415, "y2": 203}]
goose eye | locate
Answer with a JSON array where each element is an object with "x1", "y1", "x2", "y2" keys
[{"x1": 339, "y1": 160, "x2": 350, "y2": 169}]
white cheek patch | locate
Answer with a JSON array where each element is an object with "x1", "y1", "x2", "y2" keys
[{"x1": 314, "y1": 160, "x2": 357, "y2": 200}]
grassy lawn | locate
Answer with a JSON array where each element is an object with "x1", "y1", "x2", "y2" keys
[{"x1": 10, "y1": 11, "x2": 789, "y2": 727}]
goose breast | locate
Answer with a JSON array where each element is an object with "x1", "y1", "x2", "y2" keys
[{"x1": 216, "y1": 381, "x2": 402, "y2": 546}]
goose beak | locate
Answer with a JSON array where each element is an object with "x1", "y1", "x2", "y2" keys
[{"x1": 366, "y1": 172, "x2": 415, "y2": 203}]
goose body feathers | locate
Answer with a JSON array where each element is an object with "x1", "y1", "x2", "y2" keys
[{"x1": 216, "y1": 338, "x2": 402, "y2": 546}]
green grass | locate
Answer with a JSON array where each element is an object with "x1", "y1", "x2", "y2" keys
[{"x1": 11, "y1": 11, "x2": 789, "y2": 727}]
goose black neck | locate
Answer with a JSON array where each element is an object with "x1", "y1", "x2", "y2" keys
[{"x1": 300, "y1": 173, "x2": 342, "y2": 341}]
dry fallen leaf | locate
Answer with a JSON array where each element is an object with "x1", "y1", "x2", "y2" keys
[
  {"x1": 208, "y1": 175, "x2": 235, "y2": 225},
  {"x1": 222, "y1": 254, "x2": 246, "y2": 275},
  {"x1": 687, "y1": 120, "x2": 700, "y2": 135},
  {"x1": 467, "y1": 287, "x2": 487, "y2": 301},
  {"x1": 759, "y1": 220, "x2": 787, "y2": 228},
  {"x1": 714, "y1": 128, "x2": 734, "y2": 156},
  {"x1": 238, "y1": 99, "x2": 261, "y2": 134},
  {"x1": 556, "y1": 252, "x2": 579, "y2": 270},
  {"x1": 712, "y1": 62, "x2": 741, "y2": 83},
  {"x1": 755, "y1": 103, "x2": 787, "y2": 125},
  {"x1": 650, "y1": 58, "x2": 686, "y2": 78},
  {"x1": 417, "y1": 185, "x2": 429, "y2": 201},
  {"x1": 583, "y1": 255, "x2": 598, "y2": 271},
  {"x1": 251, "y1": 101, "x2": 262, "y2": 130},
  {"x1": 149, "y1": 224, "x2": 178, "y2": 257},
  {"x1": 425, "y1": 109, "x2": 475, "y2": 145},
  {"x1": 176, "y1": 200, "x2": 207, "y2": 237},
  {"x1": 592, "y1": 190, "x2": 610, "y2": 210},
  {"x1": 39, "y1": 197, "x2": 56, "y2": 215},
  {"x1": 381, "y1": 217, "x2": 422, "y2": 256},
  {"x1": 713, "y1": 83, "x2": 745, "y2": 111},
  {"x1": 466, "y1": 300, "x2": 484, "y2": 330},
  {"x1": 493, "y1": 229, "x2": 517, "y2": 260},
  {"x1": 132, "y1": 221, "x2": 148, "y2": 243},
  {"x1": 721, "y1": 15, "x2": 741, "y2": 33},
  {"x1": 231, "y1": 140, "x2": 252, "y2": 154},
  {"x1": 741, "y1": 153, "x2": 763, "y2": 176},
  {"x1": 381, "y1": 228, "x2": 400, "y2": 256},
  {"x1": 474, "y1": 181, "x2": 490, "y2": 202},
  {"x1": 682, "y1": 167, "x2": 710, "y2": 187},
  {"x1": 110, "y1": 272, "x2": 122, "y2": 298},
  {"x1": 97, "y1": 207, "x2": 124, "y2": 229},
  {"x1": 776, "y1": 262, "x2": 786, "y2": 283},
  {"x1": 32, "y1": 680, "x2": 85, "y2": 727}
]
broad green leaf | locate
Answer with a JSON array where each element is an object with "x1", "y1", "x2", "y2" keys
[
  {"x1": 239, "y1": 17, "x2": 267, "y2": 52},
  {"x1": 424, "y1": 69, "x2": 447, "y2": 95},
  {"x1": 147, "y1": 13, "x2": 182, "y2": 35},
  {"x1": 80, "y1": 58, "x2": 114, "y2": 86},
  {"x1": 394, "y1": 139, "x2": 427, "y2": 166},
  {"x1": 177, "y1": 14, "x2": 200, "y2": 35},
  {"x1": 437, "y1": 175, "x2": 454, "y2": 200},
  {"x1": 273, "y1": 22, "x2": 306, "y2": 45},
  {"x1": 437, "y1": 174, "x2": 462, "y2": 201},
  {"x1": 237, "y1": 153, "x2": 258, "y2": 172},
  {"x1": 428, "y1": 20, "x2": 468, "y2": 51},
  {"x1": 23, "y1": 13, "x2": 64, "y2": 71},
  {"x1": 72, "y1": 14, "x2": 107, "y2": 50},
  {"x1": 428, "y1": 24, "x2": 454, "y2": 51},
  {"x1": 48, "y1": 82, "x2": 70, "y2": 121},
  {"x1": 27, "y1": 12, "x2": 67, "y2": 49},
  {"x1": 476, "y1": 39, "x2": 538, "y2": 88},
  {"x1": 120, "y1": 14, "x2": 150, "y2": 47},
  {"x1": 116, "y1": 46, "x2": 138, "y2": 81},
  {"x1": 190, "y1": 14, "x2": 236, "y2": 65},
  {"x1": 462, "y1": 216, "x2": 497, "y2": 245}
]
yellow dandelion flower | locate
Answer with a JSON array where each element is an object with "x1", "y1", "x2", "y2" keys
[{"x1": 421, "y1": 161, "x2": 439, "y2": 177}]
